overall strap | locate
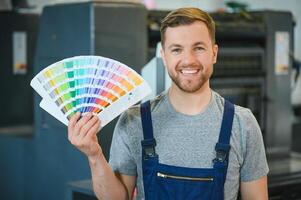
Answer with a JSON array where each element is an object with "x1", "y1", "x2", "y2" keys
[
  {"x1": 212, "y1": 100, "x2": 234, "y2": 200},
  {"x1": 140, "y1": 100, "x2": 157, "y2": 159},
  {"x1": 214, "y1": 99, "x2": 234, "y2": 164},
  {"x1": 218, "y1": 99, "x2": 234, "y2": 146}
]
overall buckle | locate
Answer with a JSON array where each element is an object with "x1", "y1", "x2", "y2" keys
[
  {"x1": 213, "y1": 150, "x2": 227, "y2": 163},
  {"x1": 213, "y1": 143, "x2": 230, "y2": 164},
  {"x1": 141, "y1": 138, "x2": 157, "y2": 159}
]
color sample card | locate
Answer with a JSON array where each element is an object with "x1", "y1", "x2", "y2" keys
[{"x1": 31, "y1": 55, "x2": 151, "y2": 127}]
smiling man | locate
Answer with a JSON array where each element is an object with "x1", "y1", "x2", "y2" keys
[{"x1": 68, "y1": 7, "x2": 269, "y2": 200}]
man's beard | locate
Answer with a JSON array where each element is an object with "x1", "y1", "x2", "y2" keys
[{"x1": 168, "y1": 64, "x2": 213, "y2": 93}]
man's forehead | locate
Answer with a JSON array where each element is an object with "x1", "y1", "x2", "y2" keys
[
  {"x1": 163, "y1": 21, "x2": 212, "y2": 46},
  {"x1": 165, "y1": 22, "x2": 210, "y2": 38},
  {"x1": 165, "y1": 21, "x2": 208, "y2": 31}
]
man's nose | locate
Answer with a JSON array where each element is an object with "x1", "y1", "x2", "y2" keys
[{"x1": 182, "y1": 50, "x2": 198, "y2": 66}]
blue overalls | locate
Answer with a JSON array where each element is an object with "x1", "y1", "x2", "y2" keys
[{"x1": 140, "y1": 99, "x2": 234, "y2": 200}]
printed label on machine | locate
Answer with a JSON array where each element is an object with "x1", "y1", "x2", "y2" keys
[
  {"x1": 13, "y1": 31, "x2": 27, "y2": 75},
  {"x1": 275, "y1": 31, "x2": 289, "y2": 75}
]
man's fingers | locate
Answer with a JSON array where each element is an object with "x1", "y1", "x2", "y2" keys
[
  {"x1": 67, "y1": 113, "x2": 102, "y2": 157},
  {"x1": 85, "y1": 119, "x2": 101, "y2": 139},
  {"x1": 68, "y1": 112, "x2": 81, "y2": 128},
  {"x1": 79, "y1": 115, "x2": 99, "y2": 138},
  {"x1": 73, "y1": 112, "x2": 93, "y2": 134},
  {"x1": 68, "y1": 112, "x2": 81, "y2": 137}
]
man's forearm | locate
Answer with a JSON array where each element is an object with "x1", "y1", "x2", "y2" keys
[{"x1": 88, "y1": 152, "x2": 128, "y2": 200}]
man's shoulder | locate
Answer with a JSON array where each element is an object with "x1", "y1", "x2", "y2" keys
[
  {"x1": 212, "y1": 90, "x2": 258, "y2": 129},
  {"x1": 120, "y1": 92, "x2": 167, "y2": 124},
  {"x1": 234, "y1": 104, "x2": 254, "y2": 121}
]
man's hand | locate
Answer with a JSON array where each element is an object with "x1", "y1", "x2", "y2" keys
[
  {"x1": 68, "y1": 112, "x2": 102, "y2": 159},
  {"x1": 68, "y1": 112, "x2": 133, "y2": 200}
]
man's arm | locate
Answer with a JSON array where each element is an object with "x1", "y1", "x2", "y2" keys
[
  {"x1": 88, "y1": 151, "x2": 136, "y2": 199},
  {"x1": 238, "y1": 109, "x2": 269, "y2": 200},
  {"x1": 68, "y1": 112, "x2": 136, "y2": 200},
  {"x1": 240, "y1": 176, "x2": 268, "y2": 200}
]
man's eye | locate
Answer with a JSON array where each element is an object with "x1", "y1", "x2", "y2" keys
[
  {"x1": 171, "y1": 49, "x2": 181, "y2": 53},
  {"x1": 195, "y1": 47, "x2": 205, "y2": 51}
]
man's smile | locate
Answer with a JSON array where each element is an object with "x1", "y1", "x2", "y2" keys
[{"x1": 180, "y1": 69, "x2": 200, "y2": 74}]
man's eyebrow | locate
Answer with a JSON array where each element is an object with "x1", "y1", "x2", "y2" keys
[
  {"x1": 193, "y1": 41, "x2": 207, "y2": 46},
  {"x1": 167, "y1": 44, "x2": 182, "y2": 50},
  {"x1": 167, "y1": 42, "x2": 208, "y2": 50}
]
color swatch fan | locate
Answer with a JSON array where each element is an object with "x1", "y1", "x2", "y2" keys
[{"x1": 31, "y1": 56, "x2": 151, "y2": 127}]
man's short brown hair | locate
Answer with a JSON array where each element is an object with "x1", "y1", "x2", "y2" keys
[{"x1": 160, "y1": 7, "x2": 216, "y2": 47}]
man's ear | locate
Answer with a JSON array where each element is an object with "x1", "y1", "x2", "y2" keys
[
  {"x1": 213, "y1": 44, "x2": 218, "y2": 64},
  {"x1": 160, "y1": 48, "x2": 167, "y2": 67}
]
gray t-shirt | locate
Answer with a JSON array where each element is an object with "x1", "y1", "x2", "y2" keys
[{"x1": 109, "y1": 90, "x2": 269, "y2": 200}]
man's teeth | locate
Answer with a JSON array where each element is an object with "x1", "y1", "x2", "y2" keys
[{"x1": 181, "y1": 69, "x2": 198, "y2": 74}]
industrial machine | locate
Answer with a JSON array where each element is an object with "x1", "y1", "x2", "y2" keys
[
  {"x1": 0, "y1": 11, "x2": 39, "y2": 135},
  {"x1": 33, "y1": 1, "x2": 147, "y2": 159},
  {"x1": 31, "y1": 2, "x2": 147, "y2": 200}
]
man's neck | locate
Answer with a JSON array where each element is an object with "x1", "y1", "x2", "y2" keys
[{"x1": 168, "y1": 83, "x2": 212, "y2": 115}]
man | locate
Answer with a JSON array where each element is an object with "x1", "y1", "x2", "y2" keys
[{"x1": 68, "y1": 7, "x2": 269, "y2": 200}]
